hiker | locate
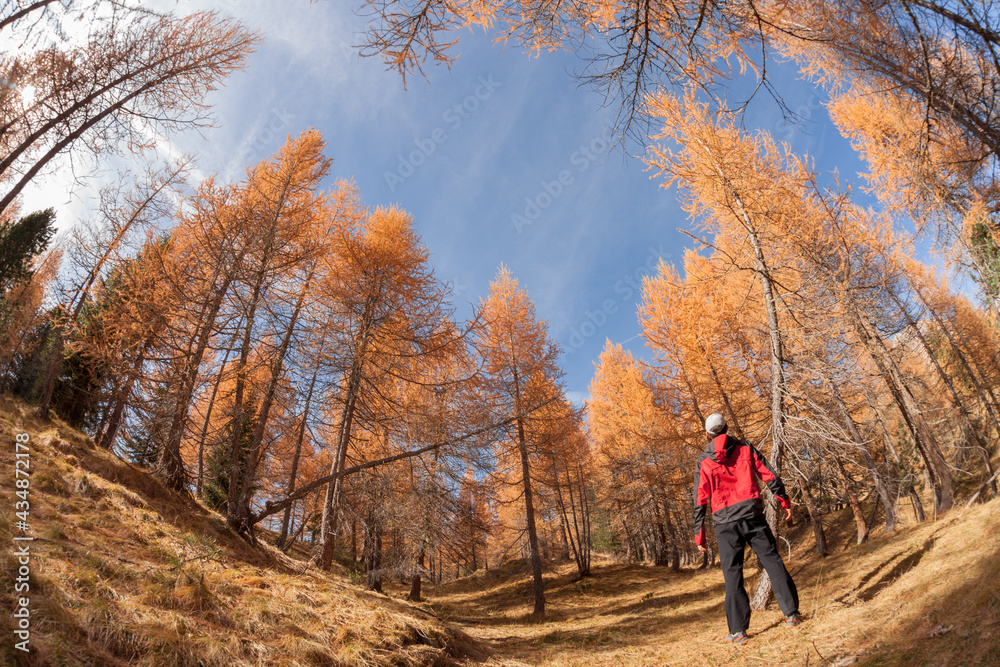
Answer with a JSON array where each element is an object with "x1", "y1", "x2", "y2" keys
[{"x1": 693, "y1": 413, "x2": 800, "y2": 644}]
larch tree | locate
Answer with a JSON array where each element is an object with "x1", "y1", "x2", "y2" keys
[
  {"x1": 359, "y1": 0, "x2": 1000, "y2": 155},
  {"x1": 127, "y1": 177, "x2": 242, "y2": 486},
  {"x1": 898, "y1": 258, "x2": 1000, "y2": 500},
  {"x1": 589, "y1": 340, "x2": 687, "y2": 569},
  {"x1": 775, "y1": 1, "x2": 1000, "y2": 168},
  {"x1": 220, "y1": 130, "x2": 332, "y2": 537},
  {"x1": 538, "y1": 401, "x2": 593, "y2": 577},
  {"x1": 311, "y1": 202, "x2": 458, "y2": 570},
  {"x1": 640, "y1": 258, "x2": 767, "y2": 440},
  {"x1": 786, "y1": 172, "x2": 957, "y2": 514},
  {"x1": 826, "y1": 84, "x2": 1000, "y2": 312},
  {"x1": 154, "y1": 131, "x2": 329, "y2": 492},
  {"x1": 74, "y1": 237, "x2": 174, "y2": 450},
  {"x1": 475, "y1": 266, "x2": 565, "y2": 616},
  {"x1": 274, "y1": 339, "x2": 327, "y2": 550},
  {"x1": 0, "y1": 3, "x2": 259, "y2": 215},
  {"x1": 0, "y1": 244, "x2": 61, "y2": 389},
  {"x1": 396, "y1": 347, "x2": 481, "y2": 599},
  {"x1": 35, "y1": 160, "x2": 188, "y2": 421}
]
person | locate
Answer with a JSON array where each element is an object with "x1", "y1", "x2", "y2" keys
[{"x1": 693, "y1": 413, "x2": 800, "y2": 644}]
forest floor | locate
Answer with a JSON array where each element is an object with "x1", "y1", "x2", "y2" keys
[
  {"x1": 2, "y1": 394, "x2": 999, "y2": 666},
  {"x1": 421, "y1": 498, "x2": 1000, "y2": 667}
]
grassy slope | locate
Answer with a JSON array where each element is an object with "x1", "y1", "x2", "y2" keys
[
  {"x1": 425, "y1": 500, "x2": 1000, "y2": 666},
  {"x1": 2, "y1": 391, "x2": 998, "y2": 666},
  {"x1": 0, "y1": 395, "x2": 487, "y2": 667}
]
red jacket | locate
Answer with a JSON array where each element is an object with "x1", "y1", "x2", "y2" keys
[{"x1": 693, "y1": 434, "x2": 790, "y2": 545}]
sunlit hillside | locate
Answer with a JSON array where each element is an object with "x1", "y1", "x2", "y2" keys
[
  {"x1": 3, "y1": 394, "x2": 999, "y2": 666},
  {"x1": 0, "y1": 396, "x2": 487, "y2": 667}
]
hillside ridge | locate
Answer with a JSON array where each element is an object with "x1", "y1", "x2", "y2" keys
[{"x1": 0, "y1": 395, "x2": 488, "y2": 666}]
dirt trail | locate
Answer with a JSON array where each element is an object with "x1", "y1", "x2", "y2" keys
[
  {"x1": 424, "y1": 501, "x2": 1000, "y2": 666},
  {"x1": 427, "y1": 560, "x2": 801, "y2": 666}
]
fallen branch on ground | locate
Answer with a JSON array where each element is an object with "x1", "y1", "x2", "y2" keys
[{"x1": 964, "y1": 468, "x2": 1000, "y2": 508}]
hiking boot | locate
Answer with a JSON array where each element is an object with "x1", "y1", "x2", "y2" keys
[
  {"x1": 785, "y1": 613, "x2": 801, "y2": 628},
  {"x1": 725, "y1": 631, "x2": 749, "y2": 644}
]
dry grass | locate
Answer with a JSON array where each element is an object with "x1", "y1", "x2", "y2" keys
[
  {"x1": 1, "y1": 391, "x2": 998, "y2": 667},
  {"x1": 422, "y1": 501, "x2": 1000, "y2": 666},
  {"x1": 0, "y1": 395, "x2": 484, "y2": 667}
]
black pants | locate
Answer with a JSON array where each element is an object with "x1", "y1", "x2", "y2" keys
[{"x1": 715, "y1": 516, "x2": 799, "y2": 634}]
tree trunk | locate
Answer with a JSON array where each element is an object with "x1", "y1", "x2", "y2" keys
[
  {"x1": 365, "y1": 516, "x2": 383, "y2": 593},
  {"x1": 664, "y1": 502, "x2": 680, "y2": 572},
  {"x1": 38, "y1": 169, "x2": 178, "y2": 421},
  {"x1": 514, "y1": 367, "x2": 545, "y2": 616},
  {"x1": 739, "y1": 212, "x2": 789, "y2": 611},
  {"x1": 278, "y1": 366, "x2": 320, "y2": 549},
  {"x1": 550, "y1": 450, "x2": 583, "y2": 572},
  {"x1": 826, "y1": 376, "x2": 897, "y2": 533},
  {"x1": 835, "y1": 457, "x2": 869, "y2": 544},
  {"x1": 566, "y1": 459, "x2": 590, "y2": 576},
  {"x1": 796, "y1": 471, "x2": 827, "y2": 556},
  {"x1": 159, "y1": 271, "x2": 236, "y2": 491},
  {"x1": 576, "y1": 459, "x2": 592, "y2": 576},
  {"x1": 315, "y1": 356, "x2": 363, "y2": 570},
  {"x1": 315, "y1": 293, "x2": 377, "y2": 570},
  {"x1": 223, "y1": 269, "x2": 269, "y2": 535},
  {"x1": 909, "y1": 277, "x2": 1000, "y2": 442},
  {"x1": 866, "y1": 387, "x2": 925, "y2": 522},
  {"x1": 194, "y1": 336, "x2": 236, "y2": 497},
  {"x1": 96, "y1": 328, "x2": 160, "y2": 450},
  {"x1": 230, "y1": 272, "x2": 312, "y2": 535},
  {"x1": 278, "y1": 507, "x2": 306, "y2": 551},
  {"x1": 35, "y1": 315, "x2": 65, "y2": 421},
  {"x1": 408, "y1": 549, "x2": 425, "y2": 601},
  {"x1": 852, "y1": 312, "x2": 954, "y2": 513},
  {"x1": 617, "y1": 500, "x2": 637, "y2": 562},
  {"x1": 893, "y1": 292, "x2": 998, "y2": 500}
]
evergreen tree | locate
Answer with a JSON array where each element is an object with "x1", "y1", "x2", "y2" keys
[
  {"x1": 0, "y1": 209, "x2": 56, "y2": 295},
  {"x1": 121, "y1": 385, "x2": 176, "y2": 468},
  {"x1": 970, "y1": 222, "x2": 1000, "y2": 308},
  {"x1": 204, "y1": 401, "x2": 260, "y2": 512}
]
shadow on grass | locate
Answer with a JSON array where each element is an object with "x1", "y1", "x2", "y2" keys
[
  {"x1": 430, "y1": 561, "x2": 733, "y2": 664},
  {"x1": 599, "y1": 580, "x2": 725, "y2": 617},
  {"x1": 480, "y1": 600, "x2": 723, "y2": 660},
  {"x1": 436, "y1": 562, "x2": 713, "y2": 624},
  {"x1": 856, "y1": 537, "x2": 934, "y2": 602},
  {"x1": 858, "y1": 502, "x2": 1000, "y2": 666}
]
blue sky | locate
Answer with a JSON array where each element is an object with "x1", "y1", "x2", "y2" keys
[{"x1": 19, "y1": 0, "x2": 872, "y2": 406}]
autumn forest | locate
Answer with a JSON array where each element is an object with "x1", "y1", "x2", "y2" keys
[{"x1": 3, "y1": 1, "x2": 1000, "y2": 664}]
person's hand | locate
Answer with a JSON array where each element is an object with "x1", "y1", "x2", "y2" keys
[
  {"x1": 696, "y1": 541, "x2": 708, "y2": 553},
  {"x1": 784, "y1": 506, "x2": 793, "y2": 523}
]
